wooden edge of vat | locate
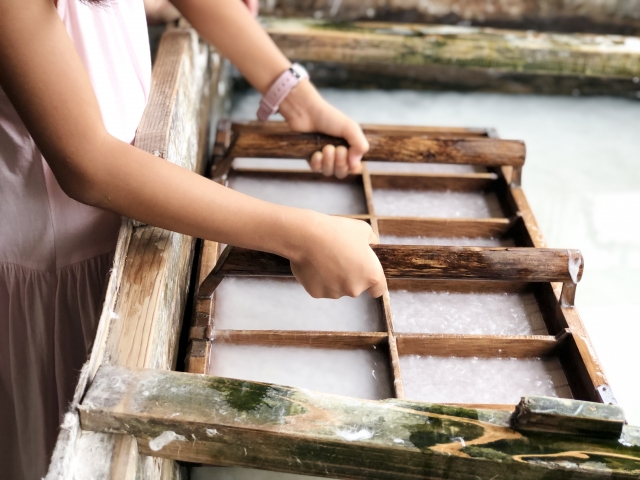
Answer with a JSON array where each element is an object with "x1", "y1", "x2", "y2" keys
[
  {"x1": 46, "y1": 26, "x2": 224, "y2": 480},
  {"x1": 258, "y1": 1, "x2": 640, "y2": 36},
  {"x1": 512, "y1": 396, "x2": 626, "y2": 438},
  {"x1": 263, "y1": 18, "x2": 640, "y2": 80},
  {"x1": 78, "y1": 365, "x2": 640, "y2": 479}
]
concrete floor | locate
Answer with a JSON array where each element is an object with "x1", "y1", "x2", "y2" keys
[{"x1": 232, "y1": 90, "x2": 640, "y2": 425}]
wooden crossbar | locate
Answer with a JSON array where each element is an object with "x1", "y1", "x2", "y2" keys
[
  {"x1": 201, "y1": 245, "x2": 582, "y2": 286},
  {"x1": 79, "y1": 365, "x2": 640, "y2": 480},
  {"x1": 225, "y1": 130, "x2": 526, "y2": 166}
]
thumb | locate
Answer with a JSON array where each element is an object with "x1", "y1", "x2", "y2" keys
[{"x1": 341, "y1": 119, "x2": 369, "y2": 174}]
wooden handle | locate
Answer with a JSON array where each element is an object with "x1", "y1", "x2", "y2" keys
[
  {"x1": 203, "y1": 245, "x2": 582, "y2": 294},
  {"x1": 225, "y1": 130, "x2": 525, "y2": 167}
]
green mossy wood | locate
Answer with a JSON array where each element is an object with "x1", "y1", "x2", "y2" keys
[
  {"x1": 265, "y1": 18, "x2": 640, "y2": 79},
  {"x1": 259, "y1": 0, "x2": 640, "y2": 36},
  {"x1": 513, "y1": 396, "x2": 626, "y2": 438},
  {"x1": 79, "y1": 365, "x2": 640, "y2": 480}
]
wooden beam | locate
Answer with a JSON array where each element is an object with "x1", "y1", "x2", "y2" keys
[
  {"x1": 265, "y1": 18, "x2": 640, "y2": 79},
  {"x1": 79, "y1": 365, "x2": 640, "y2": 479},
  {"x1": 259, "y1": 0, "x2": 640, "y2": 36},
  {"x1": 377, "y1": 217, "x2": 512, "y2": 238},
  {"x1": 46, "y1": 28, "x2": 228, "y2": 480},
  {"x1": 206, "y1": 245, "x2": 583, "y2": 284},
  {"x1": 512, "y1": 396, "x2": 626, "y2": 439},
  {"x1": 231, "y1": 120, "x2": 493, "y2": 137},
  {"x1": 225, "y1": 129, "x2": 526, "y2": 166},
  {"x1": 395, "y1": 333, "x2": 561, "y2": 358},
  {"x1": 210, "y1": 330, "x2": 388, "y2": 349}
]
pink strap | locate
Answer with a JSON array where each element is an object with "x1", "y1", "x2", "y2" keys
[{"x1": 257, "y1": 63, "x2": 309, "y2": 122}]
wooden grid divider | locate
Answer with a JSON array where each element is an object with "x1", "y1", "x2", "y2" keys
[{"x1": 185, "y1": 120, "x2": 613, "y2": 411}]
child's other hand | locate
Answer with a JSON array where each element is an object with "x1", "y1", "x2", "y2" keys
[
  {"x1": 288, "y1": 213, "x2": 386, "y2": 299},
  {"x1": 278, "y1": 80, "x2": 369, "y2": 179}
]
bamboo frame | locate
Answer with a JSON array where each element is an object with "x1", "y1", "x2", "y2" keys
[{"x1": 187, "y1": 121, "x2": 611, "y2": 425}]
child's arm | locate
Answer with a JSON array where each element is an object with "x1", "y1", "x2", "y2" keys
[
  {"x1": 0, "y1": 0, "x2": 386, "y2": 299},
  {"x1": 170, "y1": 0, "x2": 369, "y2": 180}
]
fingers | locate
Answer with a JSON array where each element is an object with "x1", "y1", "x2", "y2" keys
[
  {"x1": 307, "y1": 145, "x2": 349, "y2": 178},
  {"x1": 321, "y1": 144, "x2": 335, "y2": 176},
  {"x1": 334, "y1": 146, "x2": 349, "y2": 179},
  {"x1": 365, "y1": 234, "x2": 387, "y2": 298},
  {"x1": 368, "y1": 229, "x2": 380, "y2": 245},
  {"x1": 367, "y1": 275, "x2": 388, "y2": 298},
  {"x1": 342, "y1": 119, "x2": 369, "y2": 174},
  {"x1": 310, "y1": 151, "x2": 322, "y2": 173}
]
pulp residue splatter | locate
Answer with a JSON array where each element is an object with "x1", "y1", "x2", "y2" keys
[
  {"x1": 148, "y1": 431, "x2": 186, "y2": 452},
  {"x1": 568, "y1": 250, "x2": 582, "y2": 284},
  {"x1": 336, "y1": 428, "x2": 374, "y2": 442}
]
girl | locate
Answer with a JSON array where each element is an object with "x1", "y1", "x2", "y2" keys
[{"x1": 0, "y1": 0, "x2": 386, "y2": 478}]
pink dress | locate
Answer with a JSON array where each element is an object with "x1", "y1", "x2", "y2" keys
[{"x1": 0, "y1": 1, "x2": 150, "y2": 478}]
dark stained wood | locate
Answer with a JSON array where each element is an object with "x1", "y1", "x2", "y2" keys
[
  {"x1": 396, "y1": 333, "x2": 561, "y2": 358},
  {"x1": 509, "y1": 186, "x2": 548, "y2": 248},
  {"x1": 370, "y1": 172, "x2": 498, "y2": 191},
  {"x1": 231, "y1": 120, "x2": 492, "y2": 137},
  {"x1": 210, "y1": 330, "x2": 388, "y2": 349},
  {"x1": 228, "y1": 169, "x2": 363, "y2": 185},
  {"x1": 559, "y1": 308, "x2": 610, "y2": 403},
  {"x1": 561, "y1": 281, "x2": 578, "y2": 307},
  {"x1": 387, "y1": 278, "x2": 530, "y2": 294},
  {"x1": 512, "y1": 396, "x2": 626, "y2": 438},
  {"x1": 79, "y1": 365, "x2": 640, "y2": 479},
  {"x1": 225, "y1": 131, "x2": 526, "y2": 166},
  {"x1": 377, "y1": 217, "x2": 512, "y2": 238},
  {"x1": 209, "y1": 245, "x2": 584, "y2": 283}
]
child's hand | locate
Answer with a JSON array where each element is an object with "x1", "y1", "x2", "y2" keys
[
  {"x1": 278, "y1": 80, "x2": 369, "y2": 179},
  {"x1": 288, "y1": 213, "x2": 386, "y2": 299}
]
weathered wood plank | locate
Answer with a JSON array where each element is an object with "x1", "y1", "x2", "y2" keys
[
  {"x1": 232, "y1": 120, "x2": 492, "y2": 137},
  {"x1": 265, "y1": 18, "x2": 640, "y2": 79},
  {"x1": 46, "y1": 28, "x2": 224, "y2": 480},
  {"x1": 259, "y1": 0, "x2": 640, "y2": 36},
  {"x1": 512, "y1": 396, "x2": 626, "y2": 438},
  {"x1": 226, "y1": 129, "x2": 526, "y2": 166},
  {"x1": 79, "y1": 365, "x2": 640, "y2": 479},
  {"x1": 370, "y1": 172, "x2": 498, "y2": 191},
  {"x1": 208, "y1": 245, "x2": 583, "y2": 284},
  {"x1": 377, "y1": 217, "x2": 512, "y2": 238},
  {"x1": 395, "y1": 333, "x2": 561, "y2": 358},
  {"x1": 210, "y1": 330, "x2": 388, "y2": 349}
]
